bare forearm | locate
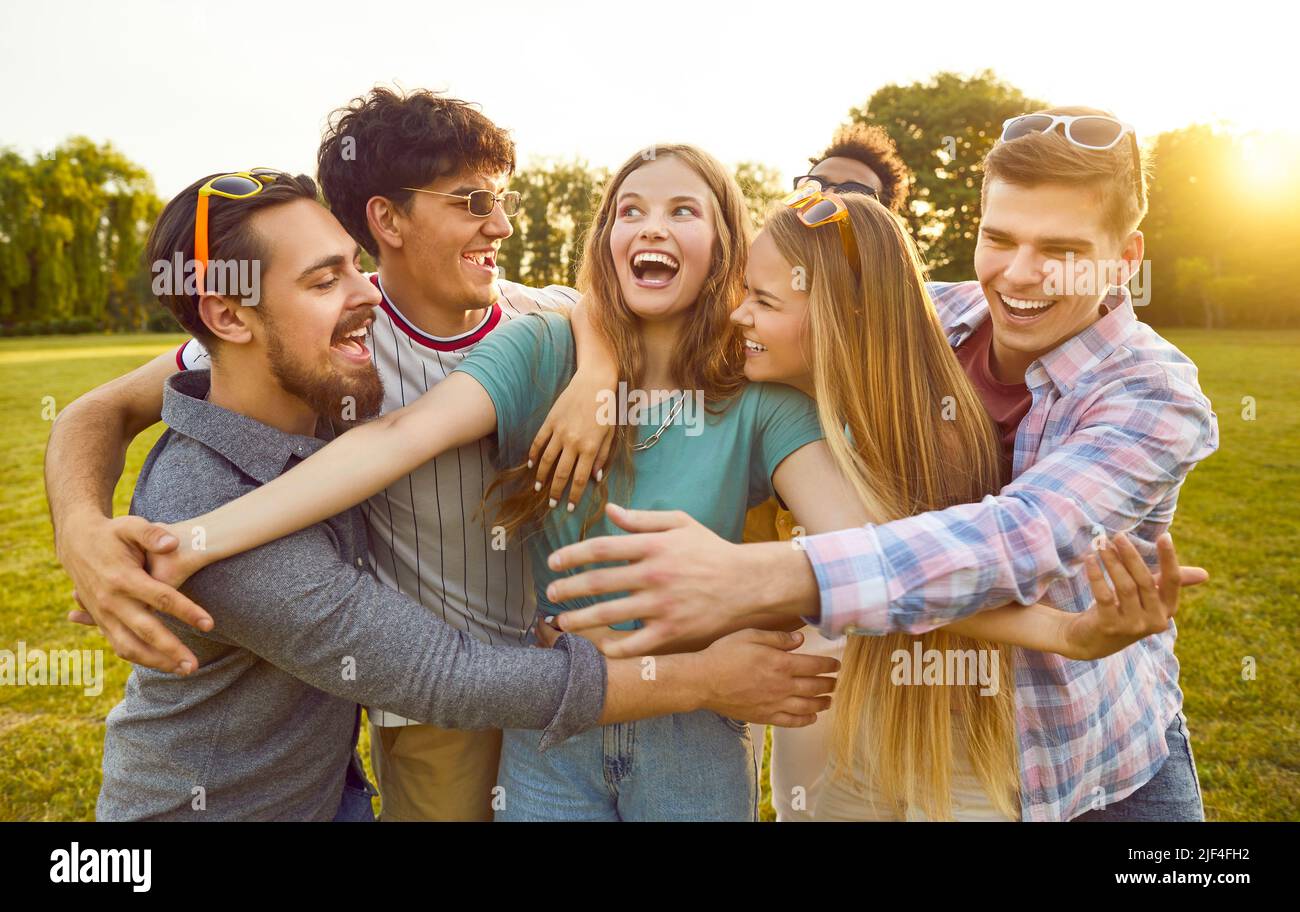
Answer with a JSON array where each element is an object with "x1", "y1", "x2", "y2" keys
[
  {"x1": 46, "y1": 403, "x2": 132, "y2": 538},
  {"x1": 945, "y1": 602, "x2": 1073, "y2": 654},
  {"x1": 767, "y1": 442, "x2": 871, "y2": 627},
  {"x1": 178, "y1": 373, "x2": 496, "y2": 567},
  {"x1": 184, "y1": 412, "x2": 441, "y2": 562},
  {"x1": 598, "y1": 654, "x2": 704, "y2": 724},
  {"x1": 744, "y1": 541, "x2": 821, "y2": 620},
  {"x1": 638, "y1": 611, "x2": 803, "y2": 655},
  {"x1": 569, "y1": 298, "x2": 617, "y2": 383},
  {"x1": 45, "y1": 351, "x2": 172, "y2": 551}
]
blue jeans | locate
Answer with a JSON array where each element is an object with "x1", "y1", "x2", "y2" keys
[
  {"x1": 494, "y1": 711, "x2": 759, "y2": 821},
  {"x1": 332, "y1": 752, "x2": 378, "y2": 822},
  {"x1": 1074, "y1": 711, "x2": 1204, "y2": 821}
]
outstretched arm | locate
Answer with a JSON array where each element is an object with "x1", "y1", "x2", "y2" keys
[
  {"x1": 548, "y1": 504, "x2": 1203, "y2": 662},
  {"x1": 44, "y1": 348, "x2": 212, "y2": 673},
  {"x1": 772, "y1": 440, "x2": 1084, "y2": 655},
  {"x1": 547, "y1": 368, "x2": 1216, "y2": 652},
  {"x1": 800, "y1": 384, "x2": 1217, "y2": 636},
  {"x1": 157, "y1": 372, "x2": 498, "y2": 583}
]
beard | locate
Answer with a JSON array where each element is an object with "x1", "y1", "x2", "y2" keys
[{"x1": 262, "y1": 310, "x2": 384, "y2": 431}]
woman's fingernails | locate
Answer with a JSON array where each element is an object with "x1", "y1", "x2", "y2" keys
[
  {"x1": 177, "y1": 661, "x2": 193, "y2": 675},
  {"x1": 534, "y1": 481, "x2": 543, "y2": 492},
  {"x1": 544, "y1": 615, "x2": 555, "y2": 625},
  {"x1": 528, "y1": 459, "x2": 534, "y2": 469},
  {"x1": 596, "y1": 468, "x2": 603, "y2": 482},
  {"x1": 549, "y1": 498, "x2": 558, "y2": 509},
  {"x1": 567, "y1": 502, "x2": 575, "y2": 513}
]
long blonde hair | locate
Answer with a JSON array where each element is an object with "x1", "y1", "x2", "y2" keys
[
  {"x1": 764, "y1": 196, "x2": 1020, "y2": 820},
  {"x1": 489, "y1": 144, "x2": 751, "y2": 537}
]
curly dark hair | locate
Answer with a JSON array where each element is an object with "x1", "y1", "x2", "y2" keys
[
  {"x1": 811, "y1": 123, "x2": 912, "y2": 214},
  {"x1": 316, "y1": 87, "x2": 516, "y2": 258}
]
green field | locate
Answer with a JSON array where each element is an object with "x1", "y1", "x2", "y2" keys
[{"x1": 1, "y1": 330, "x2": 1296, "y2": 821}]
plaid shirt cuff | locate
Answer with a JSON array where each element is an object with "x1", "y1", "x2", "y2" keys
[{"x1": 798, "y1": 526, "x2": 890, "y2": 637}]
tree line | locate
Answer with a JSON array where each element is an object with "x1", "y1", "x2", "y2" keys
[
  {"x1": 0, "y1": 138, "x2": 162, "y2": 334},
  {"x1": 2, "y1": 71, "x2": 1295, "y2": 334}
]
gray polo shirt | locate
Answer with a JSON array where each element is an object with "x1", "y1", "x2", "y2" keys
[{"x1": 96, "y1": 370, "x2": 605, "y2": 821}]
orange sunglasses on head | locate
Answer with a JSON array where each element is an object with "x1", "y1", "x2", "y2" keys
[
  {"x1": 781, "y1": 179, "x2": 862, "y2": 281},
  {"x1": 194, "y1": 169, "x2": 284, "y2": 291}
]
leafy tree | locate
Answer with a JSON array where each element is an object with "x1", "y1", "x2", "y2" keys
[
  {"x1": 499, "y1": 160, "x2": 607, "y2": 288},
  {"x1": 0, "y1": 137, "x2": 160, "y2": 331},
  {"x1": 0, "y1": 149, "x2": 38, "y2": 320}
]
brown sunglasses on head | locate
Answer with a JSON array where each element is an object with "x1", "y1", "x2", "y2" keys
[{"x1": 780, "y1": 180, "x2": 862, "y2": 281}]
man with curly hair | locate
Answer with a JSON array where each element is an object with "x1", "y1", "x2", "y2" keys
[{"x1": 795, "y1": 123, "x2": 912, "y2": 214}]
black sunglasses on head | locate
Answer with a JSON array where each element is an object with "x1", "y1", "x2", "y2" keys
[{"x1": 793, "y1": 174, "x2": 879, "y2": 200}]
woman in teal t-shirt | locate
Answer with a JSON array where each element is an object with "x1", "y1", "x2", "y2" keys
[
  {"x1": 456, "y1": 308, "x2": 829, "y2": 820},
  {"x1": 453, "y1": 146, "x2": 865, "y2": 820},
  {"x1": 454, "y1": 309, "x2": 823, "y2": 623}
]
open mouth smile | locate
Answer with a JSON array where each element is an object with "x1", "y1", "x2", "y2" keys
[
  {"x1": 743, "y1": 337, "x2": 767, "y2": 356},
  {"x1": 998, "y1": 292, "x2": 1059, "y2": 322},
  {"x1": 462, "y1": 249, "x2": 497, "y2": 277},
  {"x1": 630, "y1": 250, "x2": 680, "y2": 288},
  {"x1": 330, "y1": 318, "x2": 373, "y2": 362}
]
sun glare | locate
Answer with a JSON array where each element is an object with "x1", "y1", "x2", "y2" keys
[{"x1": 1238, "y1": 132, "x2": 1300, "y2": 199}]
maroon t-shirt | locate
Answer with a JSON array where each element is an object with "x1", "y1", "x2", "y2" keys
[{"x1": 955, "y1": 318, "x2": 1033, "y2": 485}]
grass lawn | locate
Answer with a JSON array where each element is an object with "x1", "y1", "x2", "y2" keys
[{"x1": 1, "y1": 330, "x2": 1295, "y2": 820}]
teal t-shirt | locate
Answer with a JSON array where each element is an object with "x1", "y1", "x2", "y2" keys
[{"x1": 453, "y1": 310, "x2": 824, "y2": 618}]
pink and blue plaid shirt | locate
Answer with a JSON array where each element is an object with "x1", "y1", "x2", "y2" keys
[{"x1": 800, "y1": 281, "x2": 1218, "y2": 821}]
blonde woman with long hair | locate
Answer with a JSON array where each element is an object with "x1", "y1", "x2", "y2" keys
[{"x1": 732, "y1": 188, "x2": 1191, "y2": 820}]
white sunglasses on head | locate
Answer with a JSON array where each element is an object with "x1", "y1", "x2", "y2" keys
[
  {"x1": 1000, "y1": 113, "x2": 1135, "y2": 150},
  {"x1": 999, "y1": 113, "x2": 1142, "y2": 205}
]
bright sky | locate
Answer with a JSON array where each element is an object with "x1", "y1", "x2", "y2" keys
[{"x1": 1, "y1": 0, "x2": 1286, "y2": 198}]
